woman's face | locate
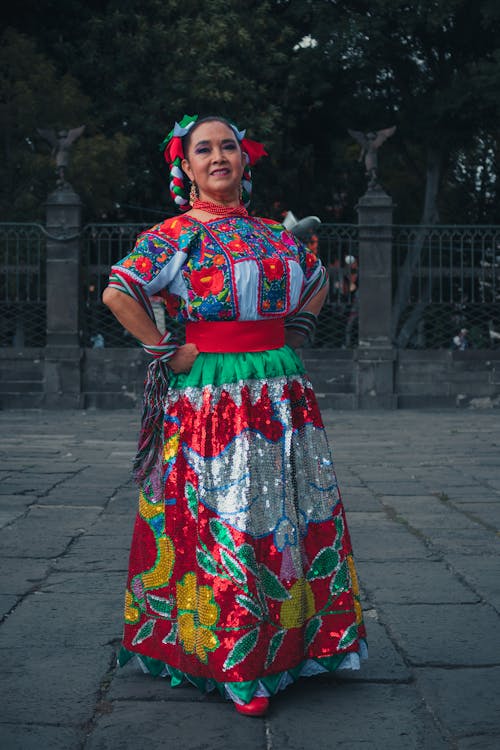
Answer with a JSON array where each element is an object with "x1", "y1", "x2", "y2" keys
[{"x1": 182, "y1": 121, "x2": 246, "y2": 204}]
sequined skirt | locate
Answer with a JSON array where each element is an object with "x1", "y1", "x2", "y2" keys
[{"x1": 120, "y1": 345, "x2": 367, "y2": 702}]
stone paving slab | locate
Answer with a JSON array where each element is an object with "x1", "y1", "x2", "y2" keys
[
  {"x1": 0, "y1": 408, "x2": 499, "y2": 750},
  {"x1": 0, "y1": 725, "x2": 84, "y2": 750},
  {"x1": 415, "y1": 667, "x2": 500, "y2": 737},
  {"x1": 267, "y1": 680, "x2": 449, "y2": 750},
  {"x1": 0, "y1": 592, "x2": 121, "y2": 648},
  {"x1": 461, "y1": 502, "x2": 500, "y2": 530},
  {"x1": 350, "y1": 523, "x2": 436, "y2": 561},
  {"x1": 445, "y1": 554, "x2": 500, "y2": 613},
  {"x1": 356, "y1": 560, "x2": 479, "y2": 604},
  {"x1": 0, "y1": 505, "x2": 102, "y2": 557},
  {"x1": 54, "y1": 538, "x2": 130, "y2": 572},
  {"x1": 0, "y1": 594, "x2": 18, "y2": 618},
  {"x1": 377, "y1": 602, "x2": 500, "y2": 666},
  {"x1": 0, "y1": 645, "x2": 114, "y2": 724},
  {"x1": 416, "y1": 528, "x2": 499, "y2": 557},
  {"x1": 0, "y1": 557, "x2": 51, "y2": 595},
  {"x1": 457, "y1": 736, "x2": 500, "y2": 750},
  {"x1": 86, "y1": 700, "x2": 266, "y2": 750}
]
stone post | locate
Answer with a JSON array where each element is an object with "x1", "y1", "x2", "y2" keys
[
  {"x1": 355, "y1": 185, "x2": 397, "y2": 408},
  {"x1": 43, "y1": 183, "x2": 83, "y2": 407}
]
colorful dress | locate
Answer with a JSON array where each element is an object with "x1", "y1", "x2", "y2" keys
[{"x1": 111, "y1": 214, "x2": 367, "y2": 704}]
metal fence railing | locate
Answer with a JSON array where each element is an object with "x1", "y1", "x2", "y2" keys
[
  {"x1": 393, "y1": 225, "x2": 500, "y2": 349},
  {"x1": 0, "y1": 223, "x2": 47, "y2": 347},
  {"x1": 81, "y1": 223, "x2": 147, "y2": 348},
  {"x1": 2, "y1": 221, "x2": 500, "y2": 351},
  {"x1": 316, "y1": 224, "x2": 359, "y2": 349}
]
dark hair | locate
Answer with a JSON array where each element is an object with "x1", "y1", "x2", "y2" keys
[{"x1": 182, "y1": 116, "x2": 241, "y2": 158}]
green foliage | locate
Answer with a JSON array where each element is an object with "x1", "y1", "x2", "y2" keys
[
  {"x1": 0, "y1": 27, "x2": 132, "y2": 221},
  {"x1": 3, "y1": 0, "x2": 500, "y2": 222}
]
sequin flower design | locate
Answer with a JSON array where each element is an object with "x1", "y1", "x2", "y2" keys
[{"x1": 176, "y1": 572, "x2": 220, "y2": 663}]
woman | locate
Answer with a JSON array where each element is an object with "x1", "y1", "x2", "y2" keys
[{"x1": 103, "y1": 114, "x2": 367, "y2": 717}]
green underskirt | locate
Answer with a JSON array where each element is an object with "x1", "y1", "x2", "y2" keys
[
  {"x1": 118, "y1": 643, "x2": 367, "y2": 704},
  {"x1": 169, "y1": 345, "x2": 305, "y2": 390}
]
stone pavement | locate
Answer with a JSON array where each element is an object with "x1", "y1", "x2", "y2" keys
[{"x1": 0, "y1": 408, "x2": 499, "y2": 750}]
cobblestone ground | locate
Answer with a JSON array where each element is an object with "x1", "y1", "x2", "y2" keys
[{"x1": 0, "y1": 408, "x2": 499, "y2": 750}]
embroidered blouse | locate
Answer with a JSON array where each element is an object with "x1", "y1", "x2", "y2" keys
[{"x1": 110, "y1": 215, "x2": 325, "y2": 323}]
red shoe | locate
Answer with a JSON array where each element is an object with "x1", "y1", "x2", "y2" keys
[{"x1": 234, "y1": 696, "x2": 269, "y2": 717}]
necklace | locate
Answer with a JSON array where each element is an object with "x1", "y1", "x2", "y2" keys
[{"x1": 191, "y1": 199, "x2": 248, "y2": 218}]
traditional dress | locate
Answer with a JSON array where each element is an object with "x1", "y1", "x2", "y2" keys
[{"x1": 110, "y1": 214, "x2": 367, "y2": 705}]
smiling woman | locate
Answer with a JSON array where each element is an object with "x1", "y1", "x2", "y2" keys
[
  {"x1": 102, "y1": 113, "x2": 367, "y2": 718},
  {"x1": 181, "y1": 120, "x2": 246, "y2": 209}
]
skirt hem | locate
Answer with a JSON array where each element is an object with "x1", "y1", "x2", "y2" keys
[{"x1": 118, "y1": 640, "x2": 368, "y2": 705}]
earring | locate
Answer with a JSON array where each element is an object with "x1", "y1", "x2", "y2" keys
[
  {"x1": 189, "y1": 181, "x2": 198, "y2": 206},
  {"x1": 239, "y1": 181, "x2": 243, "y2": 201}
]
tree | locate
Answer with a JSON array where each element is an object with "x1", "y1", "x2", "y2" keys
[
  {"x1": 308, "y1": 0, "x2": 500, "y2": 342},
  {"x1": 0, "y1": 28, "x2": 132, "y2": 221}
]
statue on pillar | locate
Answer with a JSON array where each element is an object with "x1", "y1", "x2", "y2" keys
[
  {"x1": 37, "y1": 126, "x2": 85, "y2": 187},
  {"x1": 348, "y1": 126, "x2": 396, "y2": 189}
]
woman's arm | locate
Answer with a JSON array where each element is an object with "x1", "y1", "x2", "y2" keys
[
  {"x1": 102, "y1": 287, "x2": 198, "y2": 373},
  {"x1": 285, "y1": 279, "x2": 329, "y2": 349}
]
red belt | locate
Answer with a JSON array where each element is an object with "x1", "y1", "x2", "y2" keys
[{"x1": 185, "y1": 319, "x2": 285, "y2": 353}]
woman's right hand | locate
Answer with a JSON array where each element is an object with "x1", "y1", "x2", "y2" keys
[{"x1": 168, "y1": 343, "x2": 200, "y2": 374}]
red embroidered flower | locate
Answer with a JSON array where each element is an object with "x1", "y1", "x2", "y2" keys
[
  {"x1": 212, "y1": 254, "x2": 225, "y2": 266},
  {"x1": 305, "y1": 252, "x2": 318, "y2": 270},
  {"x1": 190, "y1": 266, "x2": 225, "y2": 298},
  {"x1": 164, "y1": 217, "x2": 186, "y2": 239},
  {"x1": 160, "y1": 290, "x2": 180, "y2": 317},
  {"x1": 227, "y1": 238, "x2": 250, "y2": 254},
  {"x1": 134, "y1": 256, "x2": 153, "y2": 275},
  {"x1": 262, "y1": 257, "x2": 284, "y2": 281}
]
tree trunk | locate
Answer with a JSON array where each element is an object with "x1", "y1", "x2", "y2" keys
[{"x1": 392, "y1": 147, "x2": 443, "y2": 346}]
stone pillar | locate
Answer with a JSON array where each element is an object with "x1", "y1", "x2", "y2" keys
[
  {"x1": 44, "y1": 183, "x2": 83, "y2": 407},
  {"x1": 355, "y1": 185, "x2": 397, "y2": 408}
]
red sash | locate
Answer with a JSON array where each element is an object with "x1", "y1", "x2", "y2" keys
[{"x1": 185, "y1": 319, "x2": 285, "y2": 353}]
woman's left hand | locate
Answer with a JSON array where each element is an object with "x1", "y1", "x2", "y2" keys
[{"x1": 168, "y1": 343, "x2": 200, "y2": 374}]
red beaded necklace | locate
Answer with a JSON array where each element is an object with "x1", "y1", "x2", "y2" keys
[{"x1": 191, "y1": 198, "x2": 249, "y2": 218}]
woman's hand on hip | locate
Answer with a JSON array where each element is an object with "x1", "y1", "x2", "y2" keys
[{"x1": 168, "y1": 343, "x2": 199, "y2": 374}]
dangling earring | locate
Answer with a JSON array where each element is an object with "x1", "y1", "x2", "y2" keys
[
  {"x1": 189, "y1": 181, "x2": 198, "y2": 206},
  {"x1": 239, "y1": 181, "x2": 243, "y2": 202}
]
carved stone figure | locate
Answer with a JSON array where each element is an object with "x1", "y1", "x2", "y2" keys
[
  {"x1": 37, "y1": 126, "x2": 85, "y2": 185},
  {"x1": 348, "y1": 126, "x2": 396, "y2": 189}
]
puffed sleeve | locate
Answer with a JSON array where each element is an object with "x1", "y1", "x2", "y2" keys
[
  {"x1": 109, "y1": 222, "x2": 190, "y2": 298},
  {"x1": 295, "y1": 240, "x2": 328, "y2": 308},
  {"x1": 284, "y1": 237, "x2": 328, "y2": 342}
]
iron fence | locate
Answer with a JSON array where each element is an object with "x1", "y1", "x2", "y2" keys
[
  {"x1": 316, "y1": 224, "x2": 359, "y2": 349},
  {"x1": 0, "y1": 223, "x2": 46, "y2": 347},
  {"x1": 393, "y1": 225, "x2": 500, "y2": 349},
  {"x1": 2, "y1": 220, "x2": 500, "y2": 351},
  {"x1": 81, "y1": 223, "x2": 147, "y2": 348}
]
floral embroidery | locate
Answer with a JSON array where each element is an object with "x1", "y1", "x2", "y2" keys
[
  {"x1": 262, "y1": 256, "x2": 284, "y2": 281},
  {"x1": 190, "y1": 266, "x2": 225, "y2": 298},
  {"x1": 160, "y1": 289, "x2": 180, "y2": 318},
  {"x1": 258, "y1": 254, "x2": 288, "y2": 315},
  {"x1": 306, "y1": 251, "x2": 318, "y2": 270},
  {"x1": 176, "y1": 572, "x2": 220, "y2": 663},
  {"x1": 112, "y1": 215, "x2": 319, "y2": 323},
  {"x1": 227, "y1": 237, "x2": 251, "y2": 256}
]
